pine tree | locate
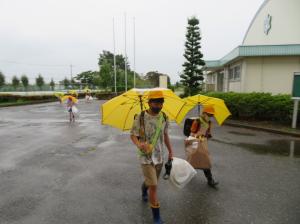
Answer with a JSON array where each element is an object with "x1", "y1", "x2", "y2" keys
[
  {"x1": 36, "y1": 74, "x2": 44, "y2": 90},
  {"x1": 21, "y1": 75, "x2": 29, "y2": 90},
  {"x1": 180, "y1": 17, "x2": 205, "y2": 96},
  {"x1": 50, "y1": 78, "x2": 55, "y2": 91},
  {"x1": 12, "y1": 76, "x2": 20, "y2": 90},
  {"x1": 0, "y1": 71, "x2": 5, "y2": 88}
]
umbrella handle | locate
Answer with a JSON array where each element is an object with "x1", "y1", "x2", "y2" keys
[{"x1": 139, "y1": 95, "x2": 143, "y2": 111}]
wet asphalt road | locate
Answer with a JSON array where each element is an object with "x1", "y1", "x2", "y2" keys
[{"x1": 0, "y1": 101, "x2": 299, "y2": 224}]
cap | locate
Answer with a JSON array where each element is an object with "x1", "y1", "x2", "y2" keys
[
  {"x1": 203, "y1": 106, "x2": 215, "y2": 115},
  {"x1": 148, "y1": 90, "x2": 164, "y2": 100}
]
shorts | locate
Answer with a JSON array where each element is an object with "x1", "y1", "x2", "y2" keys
[
  {"x1": 141, "y1": 163, "x2": 163, "y2": 186},
  {"x1": 67, "y1": 107, "x2": 72, "y2": 112}
]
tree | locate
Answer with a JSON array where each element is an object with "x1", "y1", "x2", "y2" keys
[
  {"x1": 99, "y1": 62, "x2": 112, "y2": 89},
  {"x1": 21, "y1": 75, "x2": 29, "y2": 90},
  {"x1": 180, "y1": 16, "x2": 205, "y2": 96},
  {"x1": 98, "y1": 50, "x2": 129, "y2": 71},
  {"x1": 50, "y1": 78, "x2": 55, "y2": 91},
  {"x1": 70, "y1": 78, "x2": 78, "y2": 88},
  {"x1": 0, "y1": 71, "x2": 5, "y2": 88},
  {"x1": 12, "y1": 76, "x2": 20, "y2": 90},
  {"x1": 74, "y1": 71, "x2": 98, "y2": 87},
  {"x1": 36, "y1": 74, "x2": 44, "y2": 90},
  {"x1": 62, "y1": 77, "x2": 70, "y2": 89}
]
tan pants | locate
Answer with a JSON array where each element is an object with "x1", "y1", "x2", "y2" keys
[{"x1": 141, "y1": 163, "x2": 163, "y2": 186}]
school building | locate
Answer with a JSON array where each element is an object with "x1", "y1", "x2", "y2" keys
[{"x1": 204, "y1": 0, "x2": 300, "y2": 94}]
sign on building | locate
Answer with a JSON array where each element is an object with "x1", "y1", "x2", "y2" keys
[{"x1": 292, "y1": 72, "x2": 300, "y2": 97}]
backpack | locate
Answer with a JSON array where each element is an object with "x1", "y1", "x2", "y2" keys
[
  {"x1": 183, "y1": 117, "x2": 199, "y2": 137},
  {"x1": 183, "y1": 117, "x2": 212, "y2": 138}
]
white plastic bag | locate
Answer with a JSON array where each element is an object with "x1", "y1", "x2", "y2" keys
[
  {"x1": 169, "y1": 157, "x2": 197, "y2": 189},
  {"x1": 72, "y1": 106, "x2": 79, "y2": 114}
]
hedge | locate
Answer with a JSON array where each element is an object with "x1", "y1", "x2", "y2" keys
[
  {"x1": 204, "y1": 92, "x2": 298, "y2": 124},
  {"x1": 0, "y1": 93, "x2": 86, "y2": 103}
]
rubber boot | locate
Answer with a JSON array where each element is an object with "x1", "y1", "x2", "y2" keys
[
  {"x1": 203, "y1": 169, "x2": 219, "y2": 187},
  {"x1": 151, "y1": 203, "x2": 163, "y2": 224},
  {"x1": 141, "y1": 182, "x2": 148, "y2": 202}
]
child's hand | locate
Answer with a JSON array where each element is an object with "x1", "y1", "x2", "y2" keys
[{"x1": 139, "y1": 142, "x2": 153, "y2": 154}]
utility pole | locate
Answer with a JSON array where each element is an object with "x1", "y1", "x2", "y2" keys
[
  {"x1": 70, "y1": 64, "x2": 73, "y2": 80},
  {"x1": 70, "y1": 64, "x2": 73, "y2": 89},
  {"x1": 124, "y1": 12, "x2": 127, "y2": 91},
  {"x1": 113, "y1": 18, "x2": 117, "y2": 95},
  {"x1": 133, "y1": 17, "x2": 136, "y2": 88}
]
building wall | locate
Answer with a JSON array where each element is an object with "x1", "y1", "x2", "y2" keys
[
  {"x1": 229, "y1": 82, "x2": 241, "y2": 92},
  {"x1": 244, "y1": 56, "x2": 300, "y2": 94},
  {"x1": 243, "y1": 0, "x2": 300, "y2": 45},
  {"x1": 228, "y1": 60, "x2": 243, "y2": 92}
]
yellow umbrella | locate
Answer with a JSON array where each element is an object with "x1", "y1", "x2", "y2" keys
[
  {"x1": 68, "y1": 89, "x2": 78, "y2": 96},
  {"x1": 61, "y1": 95, "x2": 78, "y2": 103},
  {"x1": 101, "y1": 88, "x2": 186, "y2": 131},
  {"x1": 84, "y1": 87, "x2": 91, "y2": 93},
  {"x1": 53, "y1": 92, "x2": 65, "y2": 98},
  {"x1": 176, "y1": 94, "x2": 231, "y2": 125}
]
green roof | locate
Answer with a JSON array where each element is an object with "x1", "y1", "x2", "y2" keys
[{"x1": 205, "y1": 44, "x2": 300, "y2": 69}]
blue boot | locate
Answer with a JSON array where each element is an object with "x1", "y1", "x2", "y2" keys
[
  {"x1": 141, "y1": 182, "x2": 148, "y2": 202},
  {"x1": 151, "y1": 204, "x2": 163, "y2": 224}
]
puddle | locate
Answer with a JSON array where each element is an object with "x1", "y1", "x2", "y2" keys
[
  {"x1": 228, "y1": 131, "x2": 256, "y2": 136},
  {"x1": 235, "y1": 140, "x2": 300, "y2": 157},
  {"x1": 212, "y1": 138, "x2": 300, "y2": 158}
]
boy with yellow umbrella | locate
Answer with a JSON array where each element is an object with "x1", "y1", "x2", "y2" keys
[{"x1": 130, "y1": 90, "x2": 174, "y2": 224}]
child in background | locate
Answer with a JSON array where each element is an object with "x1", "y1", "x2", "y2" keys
[{"x1": 67, "y1": 96, "x2": 75, "y2": 122}]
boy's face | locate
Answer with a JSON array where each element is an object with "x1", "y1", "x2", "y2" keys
[{"x1": 148, "y1": 99, "x2": 164, "y2": 114}]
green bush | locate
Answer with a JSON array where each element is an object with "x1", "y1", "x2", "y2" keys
[
  {"x1": 205, "y1": 92, "x2": 295, "y2": 123},
  {"x1": 94, "y1": 91, "x2": 116, "y2": 100},
  {"x1": 0, "y1": 94, "x2": 57, "y2": 103}
]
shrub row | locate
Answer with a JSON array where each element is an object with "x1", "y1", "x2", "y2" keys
[
  {"x1": 0, "y1": 94, "x2": 57, "y2": 103},
  {"x1": 0, "y1": 92, "x2": 87, "y2": 103},
  {"x1": 94, "y1": 92, "x2": 121, "y2": 100},
  {"x1": 204, "y1": 92, "x2": 297, "y2": 123}
]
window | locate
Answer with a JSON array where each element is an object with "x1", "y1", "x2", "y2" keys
[
  {"x1": 234, "y1": 66, "x2": 240, "y2": 80},
  {"x1": 229, "y1": 68, "x2": 234, "y2": 80},
  {"x1": 212, "y1": 75, "x2": 216, "y2": 83},
  {"x1": 229, "y1": 65, "x2": 241, "y2": 81}
]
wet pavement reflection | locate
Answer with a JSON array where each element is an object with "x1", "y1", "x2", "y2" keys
[{"x1": 212, "y1": 138, "x2": 300, "y2": 158}]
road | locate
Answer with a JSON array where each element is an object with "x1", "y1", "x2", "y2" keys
[{"x1": 0, "y1": 101, "x2": 299, "y2": 224}]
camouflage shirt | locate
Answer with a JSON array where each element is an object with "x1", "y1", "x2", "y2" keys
[{"x1": 131, "y1": 111, "x2": 169, "y2": 165}]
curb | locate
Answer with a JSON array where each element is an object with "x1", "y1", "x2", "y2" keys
[{"x1": 224, "y1": 121, "x2": 300, "y2": 138}]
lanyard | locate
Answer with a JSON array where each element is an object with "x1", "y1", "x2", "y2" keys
[{"x1": 138, "y1": 112, "x2": 164, "y2": 156}]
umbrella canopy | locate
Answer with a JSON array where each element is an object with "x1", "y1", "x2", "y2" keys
[
  {"x1": 53, "y1": 92, "x2": 65, "y2": 98},
  {"x1": 61, "y1": 95, "x2": 78, "y2": 103},
  {"x1": 101, "y1": 88, "x2": 185, "y2": 131},
  {"x1": 176, "y1": 94, "x2": 231, "y2": 125},
  {"x1": 84, "y1": 87, "x2": 91, "y2": 93},
  {"x1": 68, "y1": 89, "x2": 78, "y2": 96}
]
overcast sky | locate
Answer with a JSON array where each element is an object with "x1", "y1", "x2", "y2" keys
[{"x1": 0, "y1": 0, "x2": 265, "y2": 84}]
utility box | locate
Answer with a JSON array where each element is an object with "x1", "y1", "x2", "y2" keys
[
  {"x1": 292, "y1": 72, "x2": 300, "y2": 128},
  {"x1": 292, "y1": 72, "x2": 300, "y2": 97},
  {"x1": 159, "y1": 75, "x2": 168, "y2": 88}
]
